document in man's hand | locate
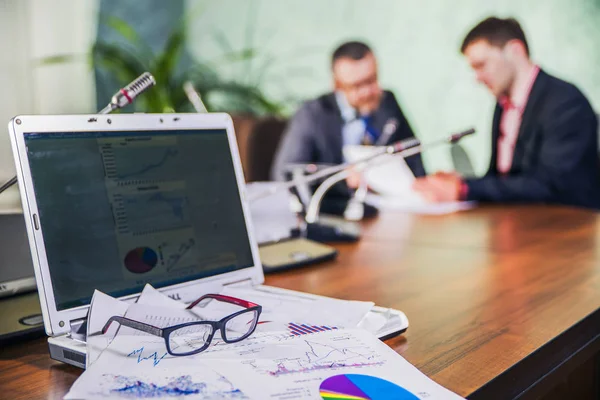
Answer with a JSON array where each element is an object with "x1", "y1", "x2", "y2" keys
[{"x1": 343, "y1": 145, "x2": 476, "y2": 215}]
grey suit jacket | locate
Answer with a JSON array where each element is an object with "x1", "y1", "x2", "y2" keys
[{"x1": 271, "y1": 90, "x2": 426, "y2": 183}]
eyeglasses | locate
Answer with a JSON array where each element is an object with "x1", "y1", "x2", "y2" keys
[
  {"x1": 336, "y1": 73, "x2": 379, "y2": 93},
  {"x1": 98, "y1": 294, "x2": 262, "y2": 356}
]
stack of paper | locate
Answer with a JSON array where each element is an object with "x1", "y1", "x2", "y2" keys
[
  {"x1": 245, "y1": 182, "x2": 298, "y2": 245},
  {"x1": 66, "y1": 285, "x2": 464, "y2": 399}
]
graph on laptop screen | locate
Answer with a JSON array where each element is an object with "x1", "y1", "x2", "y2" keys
[{"x1": 23, "y1": 130, "x2": 254, "y2": 311}]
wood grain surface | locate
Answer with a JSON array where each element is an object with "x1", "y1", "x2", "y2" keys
[{"x1": 1, "y1": 205, "x2": 599, "y2": 399}]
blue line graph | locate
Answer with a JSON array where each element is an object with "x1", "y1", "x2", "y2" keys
[
  {"x1": 121, "y1": 190, "x2": 191, "y2": 234},
  {"x1": 127, "y1": 347, "x2": 167, "y2": 367},
  {"x1": 118, "y1": 148, "x2": 179, "y2": 180},
  {"x1": 164, "y1": 238, "x2": 196, "y2": 271},
  {"x1": 102, "y1": 143, "x2": 181, "y2": 182},
  {"x1": 147, "y1": 192, "x2": 186, "y2": 221}
]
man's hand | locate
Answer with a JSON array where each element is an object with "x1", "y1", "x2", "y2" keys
[
  {"x1": 413, "y1": 172, "x2": 463, "y2": 203},
  {"x1": 346, "y1": 167, "x2": 363, "y2": 189}
]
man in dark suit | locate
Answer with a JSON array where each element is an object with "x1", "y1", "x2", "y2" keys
[
  {"x1": 414, "y1": 17, "x2": 600, "y2": 210},
  {"x1": 271, "y1": 41, "x2": 426, "y2": 187}
]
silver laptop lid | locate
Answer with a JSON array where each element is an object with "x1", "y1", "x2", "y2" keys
[{"x1": 8, "y1": 114, "x2": 263, "y2": 336}]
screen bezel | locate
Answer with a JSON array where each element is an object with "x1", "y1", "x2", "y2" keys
[{"x1": 8, "y1": 113, "x2": 264, "y2": 336}]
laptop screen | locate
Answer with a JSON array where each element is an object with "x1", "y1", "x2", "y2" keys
[{"x1": 23, "y1": 129, "x2": 254, "y2": 311}]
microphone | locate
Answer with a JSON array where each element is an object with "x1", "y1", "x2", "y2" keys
[
  {"x1": 1, "y1": 72, "x2": 157, "y2": 196},
  {"x1": 449, "y1": 128, "x2": 476, "y2": 144},
  {"x1": 387, "y1": 137, "x2": 421, "y2": 154},
  {"x1": 385, "y1": 127, "x2": 475, "y2": 156},
  {"x1": 375, "y1": 118, "x2": 398, "y2": 146},
  {"x1": 98, "y1": 72, "x2": 156, "y2": 114}
]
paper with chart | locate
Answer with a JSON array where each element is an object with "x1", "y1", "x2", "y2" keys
[
  {"x1": 86, "y1": 285, "x2": 187, "y2": 367},
  {"x1": 65, "y1": 328, "x2": 464, "y2": 399},
  {"x1": 343, "y1": 145, "x2": 476, "y2": 214},
  {"x1": 218, "y1": 286, "x2": 375, "y2": 335}
]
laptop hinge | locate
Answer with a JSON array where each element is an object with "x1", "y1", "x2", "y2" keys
[
  {"x1": 224, "y1": 277, "x2": 253, "y2": 287},
  {"x1": 69, "y1": 317, "x2": 88, "y2": 342}
]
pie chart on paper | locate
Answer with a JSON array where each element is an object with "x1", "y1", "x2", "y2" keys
[
  {"x1": 319, "y1": 374, "x2": 419, "y2": 400},
  {"x1": 124, "y1": 247, "x2": 158, "y2": 274}
]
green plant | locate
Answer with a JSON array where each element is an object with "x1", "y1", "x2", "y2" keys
[{"x1": 44, "y1": 16, "x2": 285, "y2": 115}]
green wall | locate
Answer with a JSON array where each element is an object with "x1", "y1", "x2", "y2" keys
[{"x1": 187, "y1": 0, "x2": 600, "y2": 174}]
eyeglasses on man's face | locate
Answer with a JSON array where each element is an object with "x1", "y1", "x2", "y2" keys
[{"x1": 96, "y1": 294, "x2": 262, "y2": 356}]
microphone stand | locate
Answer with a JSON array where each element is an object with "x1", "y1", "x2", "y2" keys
[
  {"x1": 248, "y1": 130, "x2": 474, "y2": 203},
  {"x1": 302, "y1": 129, "x2": 475, "y2": 242},
  {"x1": 0, "y1": 72, "x2": 156, "y2": 197}
]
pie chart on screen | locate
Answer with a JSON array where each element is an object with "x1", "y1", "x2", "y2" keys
[
  {"x1": 124, "y1": 247, "x2": 158, "y2": 274},
  {"x1": 319, "y1": 374, "x2": 419, "y2": 400}
]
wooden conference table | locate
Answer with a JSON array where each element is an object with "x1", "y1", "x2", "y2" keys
[{"x1": 1, "y1": 205, "x2": 599, "y2": 399}]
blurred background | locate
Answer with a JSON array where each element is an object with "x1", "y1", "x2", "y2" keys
[{"x1": 1, "y1": 0, "x2": 600, "y2": 209}]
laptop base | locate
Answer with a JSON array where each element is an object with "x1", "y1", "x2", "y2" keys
[{"x1": 49, "y1": 335, "x2": 87, "y2": 369}]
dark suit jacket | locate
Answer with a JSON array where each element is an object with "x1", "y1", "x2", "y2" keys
[
  {"x1": 271, "y1": 90, "x2": 426, "y2": 182},
  {"x1": 465, "y1": 70, "x2": 600, "y2": 210}
]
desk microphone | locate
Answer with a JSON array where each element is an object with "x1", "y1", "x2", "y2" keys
[
  {"x1": 387, "y1": 128, "x2": 475, "y2": 155},
  {"x1": 375, "y1": 118, "x2": 398, "y2": 146},
  {"x1": 98, "y1": 72, "x2": 156, "y2": 114},
  {"x1": 299, "y1": 128, "x2": 476, "y2": 241},
  {"x1": 248, "y1": 128, "x2": 476, "y2": 203},
  {"x1": 0, "y1": 72, "x2": 157, "y2": 195}
]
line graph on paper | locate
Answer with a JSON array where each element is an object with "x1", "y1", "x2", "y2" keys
[
  {"x1": 127, "y1": 346, "x2": 167, "y2": 367},
  {"x1": 242, "y1": 332, "x2": 385, "y2": 377}
]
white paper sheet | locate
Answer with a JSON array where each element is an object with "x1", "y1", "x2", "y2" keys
[
  {"x1": 136, "y1": 284, "x2": 187, "y2": 309},
  {"x1": 86, "y1": 285, "x2": 186, "y2": 367},
  {"x1": 218, "y1": 286, "x2": 374, "y2": 336},
  {"x1": 365, "y1": 193, "x2": 477, "y2": 215},
  {"x1": 66, "y1": 329, "x2": 464, "y2": 400},
  {"x1": 86, "y1": 290, "x2": 129, "y2": 368},
  {"x1": 246, "y1": 181, "x2": 298, "y2": 244},
  {"x1": 344, "y1": 145, "x2": 477, "y2": 215},
  {"x1": 344, "y1": 144, "x2": 417, "y2": 197}
]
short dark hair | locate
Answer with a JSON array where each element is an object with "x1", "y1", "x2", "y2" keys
[
  {"x1": 332, "y1": 41, "x2": 372, "y2": 67},
  {"x1": 461, "y1": 17, "x2": 529, "y2": 56}
]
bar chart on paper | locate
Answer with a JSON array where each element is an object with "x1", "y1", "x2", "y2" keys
[{"x1": 319, "y1": 374, "x2": 419, "y2": 400}]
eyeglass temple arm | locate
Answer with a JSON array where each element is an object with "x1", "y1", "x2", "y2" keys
[
  {"x1": 186, "y1": 294, "x2": 259, "y2": 310},
  {"x1": 101, "y1": 316, "x2": 164, "y2": 337}
]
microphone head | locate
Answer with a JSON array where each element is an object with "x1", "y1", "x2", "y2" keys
[
  {"x1": 382, "y1": 118, "x2": 398, "y2": 137},
  {"x1": 388, "y1": 137, "x2": 421, "y2": 154},
  {"x1": 111, "y1": 72, "x2": 156, "y2": 109},
  {"x1": 449, "y1": 128, "x2": 476, "y2": 144}
]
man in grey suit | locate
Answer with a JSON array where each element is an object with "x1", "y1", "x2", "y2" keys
[{"x1": 271, "y1": 41, "x2": 426, "y2": 206}]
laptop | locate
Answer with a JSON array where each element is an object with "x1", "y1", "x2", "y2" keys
[
  {"x1": 8, "y1": 113, "x2": 408, "y2": 368},
  {"x1": 0, "y1": 213, "x2": 44, "y2": 341}
]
